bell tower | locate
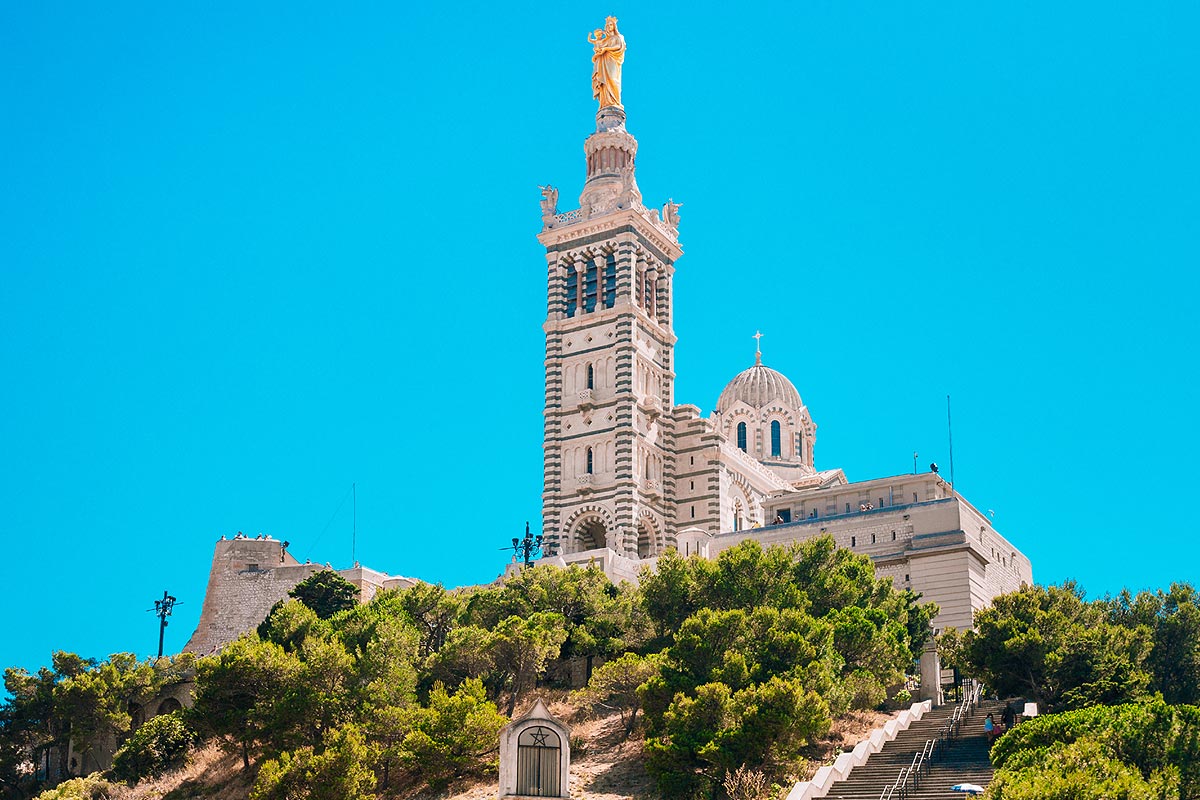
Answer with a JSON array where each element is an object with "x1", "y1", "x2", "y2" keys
[{"x1": 537, "y1": 21, "x2": 683, "y2": 559}]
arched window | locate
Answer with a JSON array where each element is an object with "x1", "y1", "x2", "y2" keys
[
  {"x1": 586, "y1": 447, "x2": 593, "y2": 474},
  {"x1": 770, "y1": 420, "x2": 782, "y2": 457},
  {"x1": 736, "y1": 422, "x2": 747, "y2": 452},
  {"x1": 603, "y1": 254, "x2": 617, "y2": 309},
  {"x1": 564, "y1": 267, "x2": 578, "y2": 318},
  {"x1": 586, "y1": 363, "x2": 594, "y2": 390},
  {"x1": 583, "y1": 259, "x2": 599, "y2": 312}
]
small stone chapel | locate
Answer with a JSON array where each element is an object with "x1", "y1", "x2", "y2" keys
[{"x1": 498, "y1": 698, "x2": 571, "y2": 799}]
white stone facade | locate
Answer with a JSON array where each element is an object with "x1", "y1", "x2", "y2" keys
[{"x1": 535, "y1": 104, "x2": 1033, "y2": 637}]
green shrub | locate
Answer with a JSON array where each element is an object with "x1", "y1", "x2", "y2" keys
[
  {"x1": 988, "y1": 737, "x2": 1169, "y2": 800},
  {"x1": 111, "y1": 711, "x2": 194, "y2": 783},
  {"x1": 988, "y1": 700, "x2": 1200, "y2": 800},
  {"x1": 33, "y1": 774, "x2": 116, "y2": 800},
  {"x1": 251, "y1": 724, "x2": 376, "y2": 800},
  {"x1": 843, "y1": 670, "x2": 886, "y2": 710},
  {"x1": 397, "y1": 679, "x2": 507, "y2": 791}
]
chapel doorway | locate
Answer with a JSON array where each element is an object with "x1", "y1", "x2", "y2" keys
[{"x1": 516, "y1": 725, "x2": 562, "y2": 797}]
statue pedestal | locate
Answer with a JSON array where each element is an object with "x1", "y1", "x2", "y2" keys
[{"x1": 596, "y1": 105, "x2": 626, "y2": 132}]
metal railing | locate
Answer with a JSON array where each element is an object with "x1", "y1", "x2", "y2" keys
[
  {"x1": 936, "y1": 679, "x2": 981, "y2": 752},
  {"x1": 877, "y1": 681, "x2": 983, "y2": 800}
]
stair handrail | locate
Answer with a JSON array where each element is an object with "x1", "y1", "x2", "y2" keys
[
  {"x1": 899, "y1": 751, "x2": 921, "y2": 799},
  {"x1": 919, "y1": 737, "x2": 934, "y2": 775},
  {"x1": 880, "y1": 683, "x2": 984, "y2": 800},
  {"x1": 879, "y1": 764, "x2": 906, "y2": 800},
  {"x1": 936, "y1": 678, "x2": 983, "y2": 753}
]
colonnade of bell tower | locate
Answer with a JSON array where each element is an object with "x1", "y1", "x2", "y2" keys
[{"x1": 537, "y1": 104, "x2": 683, "y2": 560}]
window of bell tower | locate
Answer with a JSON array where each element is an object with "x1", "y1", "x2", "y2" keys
[
  {"x1": 565, "y1": 268, "x2": 578, "y2": 318},
  {"x1": 770, "y1": 420, "x2": 782, "y2": 457},
  {"x1": 603, "y1": 254, "x2": 617, "y2": 309},
  {"x1": 736, "y1": 422, "x2": 747, "y2": 452},
  {"x1": 583, "y1": 261, "x2": 599, "y2": 312}
]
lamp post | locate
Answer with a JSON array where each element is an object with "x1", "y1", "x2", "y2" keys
[
  {"x1": 501, "y1": 522, "x2": 544, "y2": 568},
  {"x1": 150, "y1": 590, "x2": 179, "y2": 659}
]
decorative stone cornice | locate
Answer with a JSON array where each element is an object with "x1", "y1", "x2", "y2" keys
[{"x1": 538, "y1": 207, "x2": 683, "y2": 260}]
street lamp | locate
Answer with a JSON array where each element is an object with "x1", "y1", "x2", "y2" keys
[
  {"x1": 501, "y1": 522, "x2": 545, "y2": 568},
  {"x1": 149, "y1": 590, "x2": 180, "y2": 659}
]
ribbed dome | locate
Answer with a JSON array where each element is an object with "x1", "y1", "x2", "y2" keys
[{"x1": 716, "y1": 361, "x2": 803, "y2": 413}]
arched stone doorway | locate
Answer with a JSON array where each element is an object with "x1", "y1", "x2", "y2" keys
[
  {"x1": 517, "y1": 725, "x2": 562, "y2": 796},
  {"x1": 157, "y1": 697, "x2": 183, "y2": 716},
  {"x1": 636, "y1": 516, "x2": 661, "y2": 558},
  {"x1": 574, "y1": 517, "x2": 607, "y2": 551}
]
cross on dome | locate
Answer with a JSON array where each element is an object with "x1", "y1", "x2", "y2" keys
[{"x1": 753, "y1": 330, "x2": 763, "y2": 365}]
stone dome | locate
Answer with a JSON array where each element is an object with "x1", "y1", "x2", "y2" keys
[{"x1": 715, "y1": 359, "x2": 803, "y2": 413}]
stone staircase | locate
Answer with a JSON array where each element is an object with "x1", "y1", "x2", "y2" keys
[{"x1": 823, "y1": 695, "x2": 1005, "y2": 800}]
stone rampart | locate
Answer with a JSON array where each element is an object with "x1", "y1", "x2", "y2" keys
[
  {"x1": 184, "y1": 537, "x2": 320, "y2": 655},
  {"x1": 185, "y1": 537, "x2": 425, "y2": 656}
]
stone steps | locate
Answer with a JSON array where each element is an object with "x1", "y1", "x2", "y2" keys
[{"x1": 822, "y1": 698, "x2": 1004, "y2": 800}]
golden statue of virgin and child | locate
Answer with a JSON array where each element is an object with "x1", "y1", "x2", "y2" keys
[{"x1": 589, "y1": 17, "x2": 625, "y2": 109}]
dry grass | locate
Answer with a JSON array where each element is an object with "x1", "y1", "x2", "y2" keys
[
  {"x1": 113, "y1": 703, "x2": 894, "y2": 800},
  {"x1": 109, "y1": 743, "x2": 255, "y2": 800},
  {"x1": 798, "y1": 709, "x2": 892, "y2": 778}
]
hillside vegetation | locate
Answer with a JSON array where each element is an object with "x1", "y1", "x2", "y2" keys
[
  {"x1": 2, "y1": 537, "x2": 935, "y2": 800},
  {"x1": 939, "y1": 581, "x2": 1200, "y2": 800}
]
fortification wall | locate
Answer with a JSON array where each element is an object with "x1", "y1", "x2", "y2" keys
[
  {"x1": 185, "y1": 537, "x2": 425, "y2": 656},
  {"x1": 184, "y1": 537, "x2": 322, "y2": 655}
]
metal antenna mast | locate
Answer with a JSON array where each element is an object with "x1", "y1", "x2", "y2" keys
[
  {"x1": 947, "y1": 395, "x2": 955, "y2": 488},
  {"x1": 352, "y1": 482, "x2": 357, "y2": 565}
]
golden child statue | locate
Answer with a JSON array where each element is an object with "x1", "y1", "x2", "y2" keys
[{"x1": 588, "y1": 17, "x2": 625, "y2": 109}]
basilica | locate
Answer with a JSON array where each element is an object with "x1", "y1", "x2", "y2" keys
[
  {"x1": 531, "y1": 35, "x2": 1031, "y2": 639},
  {"x1": 186, "y1": 23, "x2": 1032, "y2": 673}
]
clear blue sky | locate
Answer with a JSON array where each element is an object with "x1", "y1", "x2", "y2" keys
[{"x1": 2, "y1": 2, "x2": 1197, "y2": 674}]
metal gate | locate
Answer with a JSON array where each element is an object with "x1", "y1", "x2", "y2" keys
[{"x1": 516, "y1": 725, "x2": 561, "y2": 797}]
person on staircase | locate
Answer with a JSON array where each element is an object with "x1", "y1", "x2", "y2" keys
[{"x1": 1001, "y1": 704, "x2": 1015, "y2": 732}]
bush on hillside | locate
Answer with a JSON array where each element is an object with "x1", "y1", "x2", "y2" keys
[
  {"x1": 33, "y1": 774, "x2": 117, "y2": 800},
  {"x1": 988, "y1": 737, "x2": 1172, "y2": 800},
  {"x1": 988, "y1": 700, "x2": 1200, "y2": 800},
  {"x1": 250, "y1": 723, "x2": 376, "y2": 800},
  {"x1": 396, "y1": 679, "x2": 507, "y2": 791},
  {"x1": 110, "y1": 711, "x2": 195, "y2": 783}
]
